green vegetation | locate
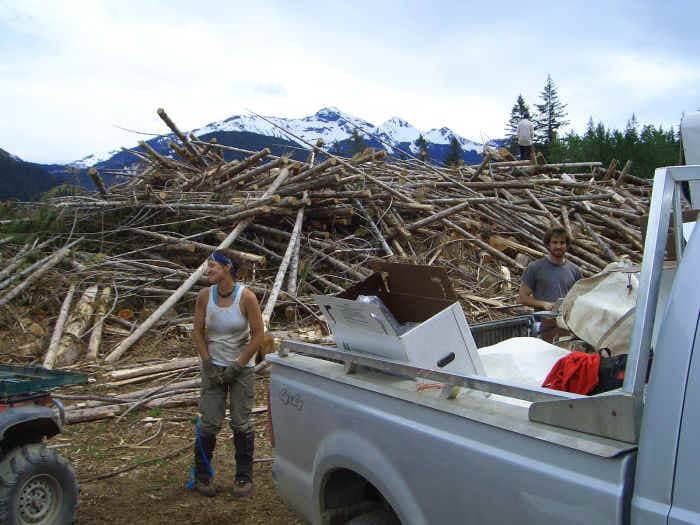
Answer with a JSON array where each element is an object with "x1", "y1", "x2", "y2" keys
[
  {"x1": 534, "y1": 74, "x2": 569, "y2": 145},
  {"x1": 414, "y1": 134, "x2": 429, "y2": 161},
  {"x1": 547, "y1": 117, "x2": 680, "y2": 178},
  {"x1": 0, "y1": 204, "x2": 66, "y2": 242},
  {"x1": 445, "y1": 136, "x2": 463, "y2": 167},
  {"x1": 348, "y1": 129, "x2": 368, "y2": 156},
  {"x1": 505, "y1": 94, "x2": 532, "y2": 152},
  {"x1": 506, "y1": 76, "x2": 680, "y2": 178}
]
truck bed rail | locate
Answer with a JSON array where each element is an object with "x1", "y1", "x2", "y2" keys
[{"x1": 470, "y1": 316, "x2": 534, "y2": 348}]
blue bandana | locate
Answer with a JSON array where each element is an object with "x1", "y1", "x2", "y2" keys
[{"x1": 209, "y1": 252, "x2": 231, "y2": 267}]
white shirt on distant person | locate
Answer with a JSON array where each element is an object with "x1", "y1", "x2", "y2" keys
[{"x1": 517, "y1": 119, "x2": 534, "y2": 146}]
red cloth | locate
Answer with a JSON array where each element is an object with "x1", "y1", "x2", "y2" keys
[{"x1": 542, "y1": 352, "x2": 600, "y2": 395}]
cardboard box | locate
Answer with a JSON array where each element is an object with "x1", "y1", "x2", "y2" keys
[{"x1": 313, "y1": 262, "x2": 485, "y2": 377}]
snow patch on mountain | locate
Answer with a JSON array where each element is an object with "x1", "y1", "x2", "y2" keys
[
  {"x1": 193, "y1": 107, "x2": 376, "y2": 148},
  {"x1": 378, "y1": 117, "x2": 421, "y2": 144},
  {"x1": 71, "y1": 149, "x2": 122, "y2": 168},
  {"x1": 69, "y1": 107, "x2": 486, "y2": 167},
  {"x1": 424, "y1": 127, "x2": 482, "y2": 152}
]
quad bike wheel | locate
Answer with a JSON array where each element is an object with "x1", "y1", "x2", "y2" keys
[{"x1": 0, "y1": 444, "x2": 78, "y2": 525}]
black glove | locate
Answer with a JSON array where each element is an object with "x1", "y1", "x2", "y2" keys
[
  {"x1": 202, "y1": 358, "x2": 224, "y2": 385},
  {"x1": 222, "y1": 361, "x2": 244, "y2": 383}
]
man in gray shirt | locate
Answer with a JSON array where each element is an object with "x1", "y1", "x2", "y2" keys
[{"x1": 519, "y1": 227, "x2": 581, "y2": 341}]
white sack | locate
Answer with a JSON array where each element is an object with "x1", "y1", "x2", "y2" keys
[
  {"x1": 470, "y1": 337, "x2": 569, "y2": 407},
  {"x1": 478, "y1": 336, "x2": 570, "y2": 387},
  {"x1": 558, "y1": 261, "x2": 638, "y2": 355}
]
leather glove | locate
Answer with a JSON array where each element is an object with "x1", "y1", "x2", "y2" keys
[
  {"x1": 222, "y1": 361, "x2": 244, "y2": 383},
  {"x1": 202, "y1": 358, "x2": 224, "y2": 385}
]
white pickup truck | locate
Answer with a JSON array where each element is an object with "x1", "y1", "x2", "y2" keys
[{"x1": 267, "y1": 162, "x2": 700, "y2": 525}]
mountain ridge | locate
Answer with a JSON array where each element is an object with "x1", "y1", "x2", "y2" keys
[
  {"x1": 2, "y1": 108, "x2": 497, "y2": 200},
  {"x1": 71, "y1": 107, "x2": 486, "y2": 169}
]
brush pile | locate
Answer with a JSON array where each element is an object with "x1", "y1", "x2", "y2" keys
[{"x1": 0, "y1": 108, "x2": 652, "y2": 421}]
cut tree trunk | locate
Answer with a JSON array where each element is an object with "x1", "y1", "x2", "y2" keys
[
  {"x1": 43, "y1": 284, "x2": 77, "y2": 369},
  {"x1": 55, "y1": 285, "x2": 99, "y2": 367},
  {"x1": 87, "y1": 286, "x2": 111, "y2": 360}
]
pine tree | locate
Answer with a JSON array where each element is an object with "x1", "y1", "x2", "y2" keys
[
  {"x1": 445, "y1": 136, "x2": 463, "y2": 167},
  {"x1": 505, "y1": 94, "x2": 532, "y2": 151},
  {"x1": 349, "y1": 129, "x2": 368, "y2": 156},
  {"x1": 415, "y1": 134, "x2": 429, "y2": 161},
  {"x1": 534, "y1": 75, "x2": 569, "y2": 145},
  {"x1": 537, "y1": 115, "x2": 679, "y2": 179},
  {"x1": 329, "y1": 141, "x2": 342, "y2": 156}
]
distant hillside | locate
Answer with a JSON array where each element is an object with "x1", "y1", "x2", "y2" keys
[{"x1": 0, "y1": 148, "x2": 67, "y2": 201}]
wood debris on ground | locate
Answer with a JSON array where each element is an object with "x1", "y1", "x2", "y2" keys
[{"x1": 0, "y1": 108, "x2": 653, "y2": 423}]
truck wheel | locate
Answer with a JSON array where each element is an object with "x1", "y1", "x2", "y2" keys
[
  {"x1": 0, "y1": 444, "x2": 78, "y2": 525},
  {"x1": 347, "y1": 509, "x2": 401, "y2": 525}
]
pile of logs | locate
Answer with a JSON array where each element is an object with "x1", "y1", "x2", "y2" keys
[{"x1": 0, "y1": 108, "x2": 653, "y2": 390}]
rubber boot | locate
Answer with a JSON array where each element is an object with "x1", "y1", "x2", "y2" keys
[
  {"x1": 232, "y1": 431, "x2": 254, "y2": 497},
  {"x1": 194, "y1": 432, "x2": 217, "y2": 497}
]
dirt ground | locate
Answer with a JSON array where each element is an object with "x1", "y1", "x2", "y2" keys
[
  {"x1": 0, "y1": 305, "x2": 306, "y2": 525},
  {"x1": 60, "y1": 376, "x2": 305, "y2": 524}
]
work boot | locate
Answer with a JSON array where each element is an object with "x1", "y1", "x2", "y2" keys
[
  {"x1": 232, "y1": 431, "x2": 255, "y2": 498},
  {"x1": 194, "y1": 480, "x2": 216, "y2": 497},
  {"x1": 193, "y1": 432, "x2": 217, "y2": 497}
]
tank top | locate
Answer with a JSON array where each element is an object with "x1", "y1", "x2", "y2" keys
[{"x1": 205, "y1": 283, "x2": 253, "y2": 367}]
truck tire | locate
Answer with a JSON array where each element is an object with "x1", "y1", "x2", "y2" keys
[
  {"x1": 0, "y1": 444, "x2": 78, "y2": 525},
  {"x1": 347, "y1": 509, "x2": 401, "y2": 525}
]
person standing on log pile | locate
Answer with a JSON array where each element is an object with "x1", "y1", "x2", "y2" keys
[
  {"x1": 517, "y1": 114, "x2": 535, "y2": 160},
  {"x1": 518, "y1": 227, "x2": 581, "y2": 342},
  {"x1": 190, "y1": 250, "x2": 264, "y2": 498}
]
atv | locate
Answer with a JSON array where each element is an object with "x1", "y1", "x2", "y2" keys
[{"x1": 0, "y1": 365, "x2": 87, "y2": 524}]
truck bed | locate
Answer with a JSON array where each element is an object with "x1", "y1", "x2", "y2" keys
[{"x1": 269, "y1": 352, "x2": 637, "y2": 525}]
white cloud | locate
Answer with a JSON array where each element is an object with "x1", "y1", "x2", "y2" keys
[{"x1": 1, "y1": 0, "x2": 698, "y2": 162}]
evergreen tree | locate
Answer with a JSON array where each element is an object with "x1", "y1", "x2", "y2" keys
[
  {"x1": 349, "y1": 129, "x2": 368, "y2": 156},
  {"x1": 329, "y1": 141, "x2": 342, "y2": 155},
  {"x1": 445, "y1": 136, "x2": 463, "y2": 167},
  {"x1": 540, "y1": 115, "x2": 679, "y2": 179},
  {"x1": 534, "y1": 75, "x2": 569, "y2": 146},
  {"x1": 415, "y1": 134, "x2": 429, "y2": 161},
  {"x1": 505, "y1": 94, "x2": 532, "y2": 151}
]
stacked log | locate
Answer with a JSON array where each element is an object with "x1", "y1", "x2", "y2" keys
[{"x1": 0, "y1": 108, "x2": 657, "y2": 373}]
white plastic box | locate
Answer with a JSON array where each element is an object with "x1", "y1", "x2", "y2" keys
[{"x1": 313, "y1": 262, "x2": 484, "y2": 377}]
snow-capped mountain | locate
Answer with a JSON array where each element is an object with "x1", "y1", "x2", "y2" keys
[
  {"x1": 71, "y1": 149, "x2": 122, "y2": 169},
  {"x1": 194, "y1": 107, "x2": 378, "y2": 148},
  {"x1": 72, "y1": 107, "x2": 486, "y2": 169}
]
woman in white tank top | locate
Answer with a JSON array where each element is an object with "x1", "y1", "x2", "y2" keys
[{"x1": 191, "y1": 251, "x2": 264, "y2": 498}]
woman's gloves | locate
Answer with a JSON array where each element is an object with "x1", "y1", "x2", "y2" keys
[
  {"x1": 202, "y1": 358, "x2": 224, "y2": 384},
  {"x1": 203, "y1": 358, "x2": 244, "y2": 384},
  {"x1": 223, "y1": 361, "x2": 244, "y2": 383}
]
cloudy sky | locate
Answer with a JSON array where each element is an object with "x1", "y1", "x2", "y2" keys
[{"x1": 2, "y1": 0, "x2": 698, "y2": 163}]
